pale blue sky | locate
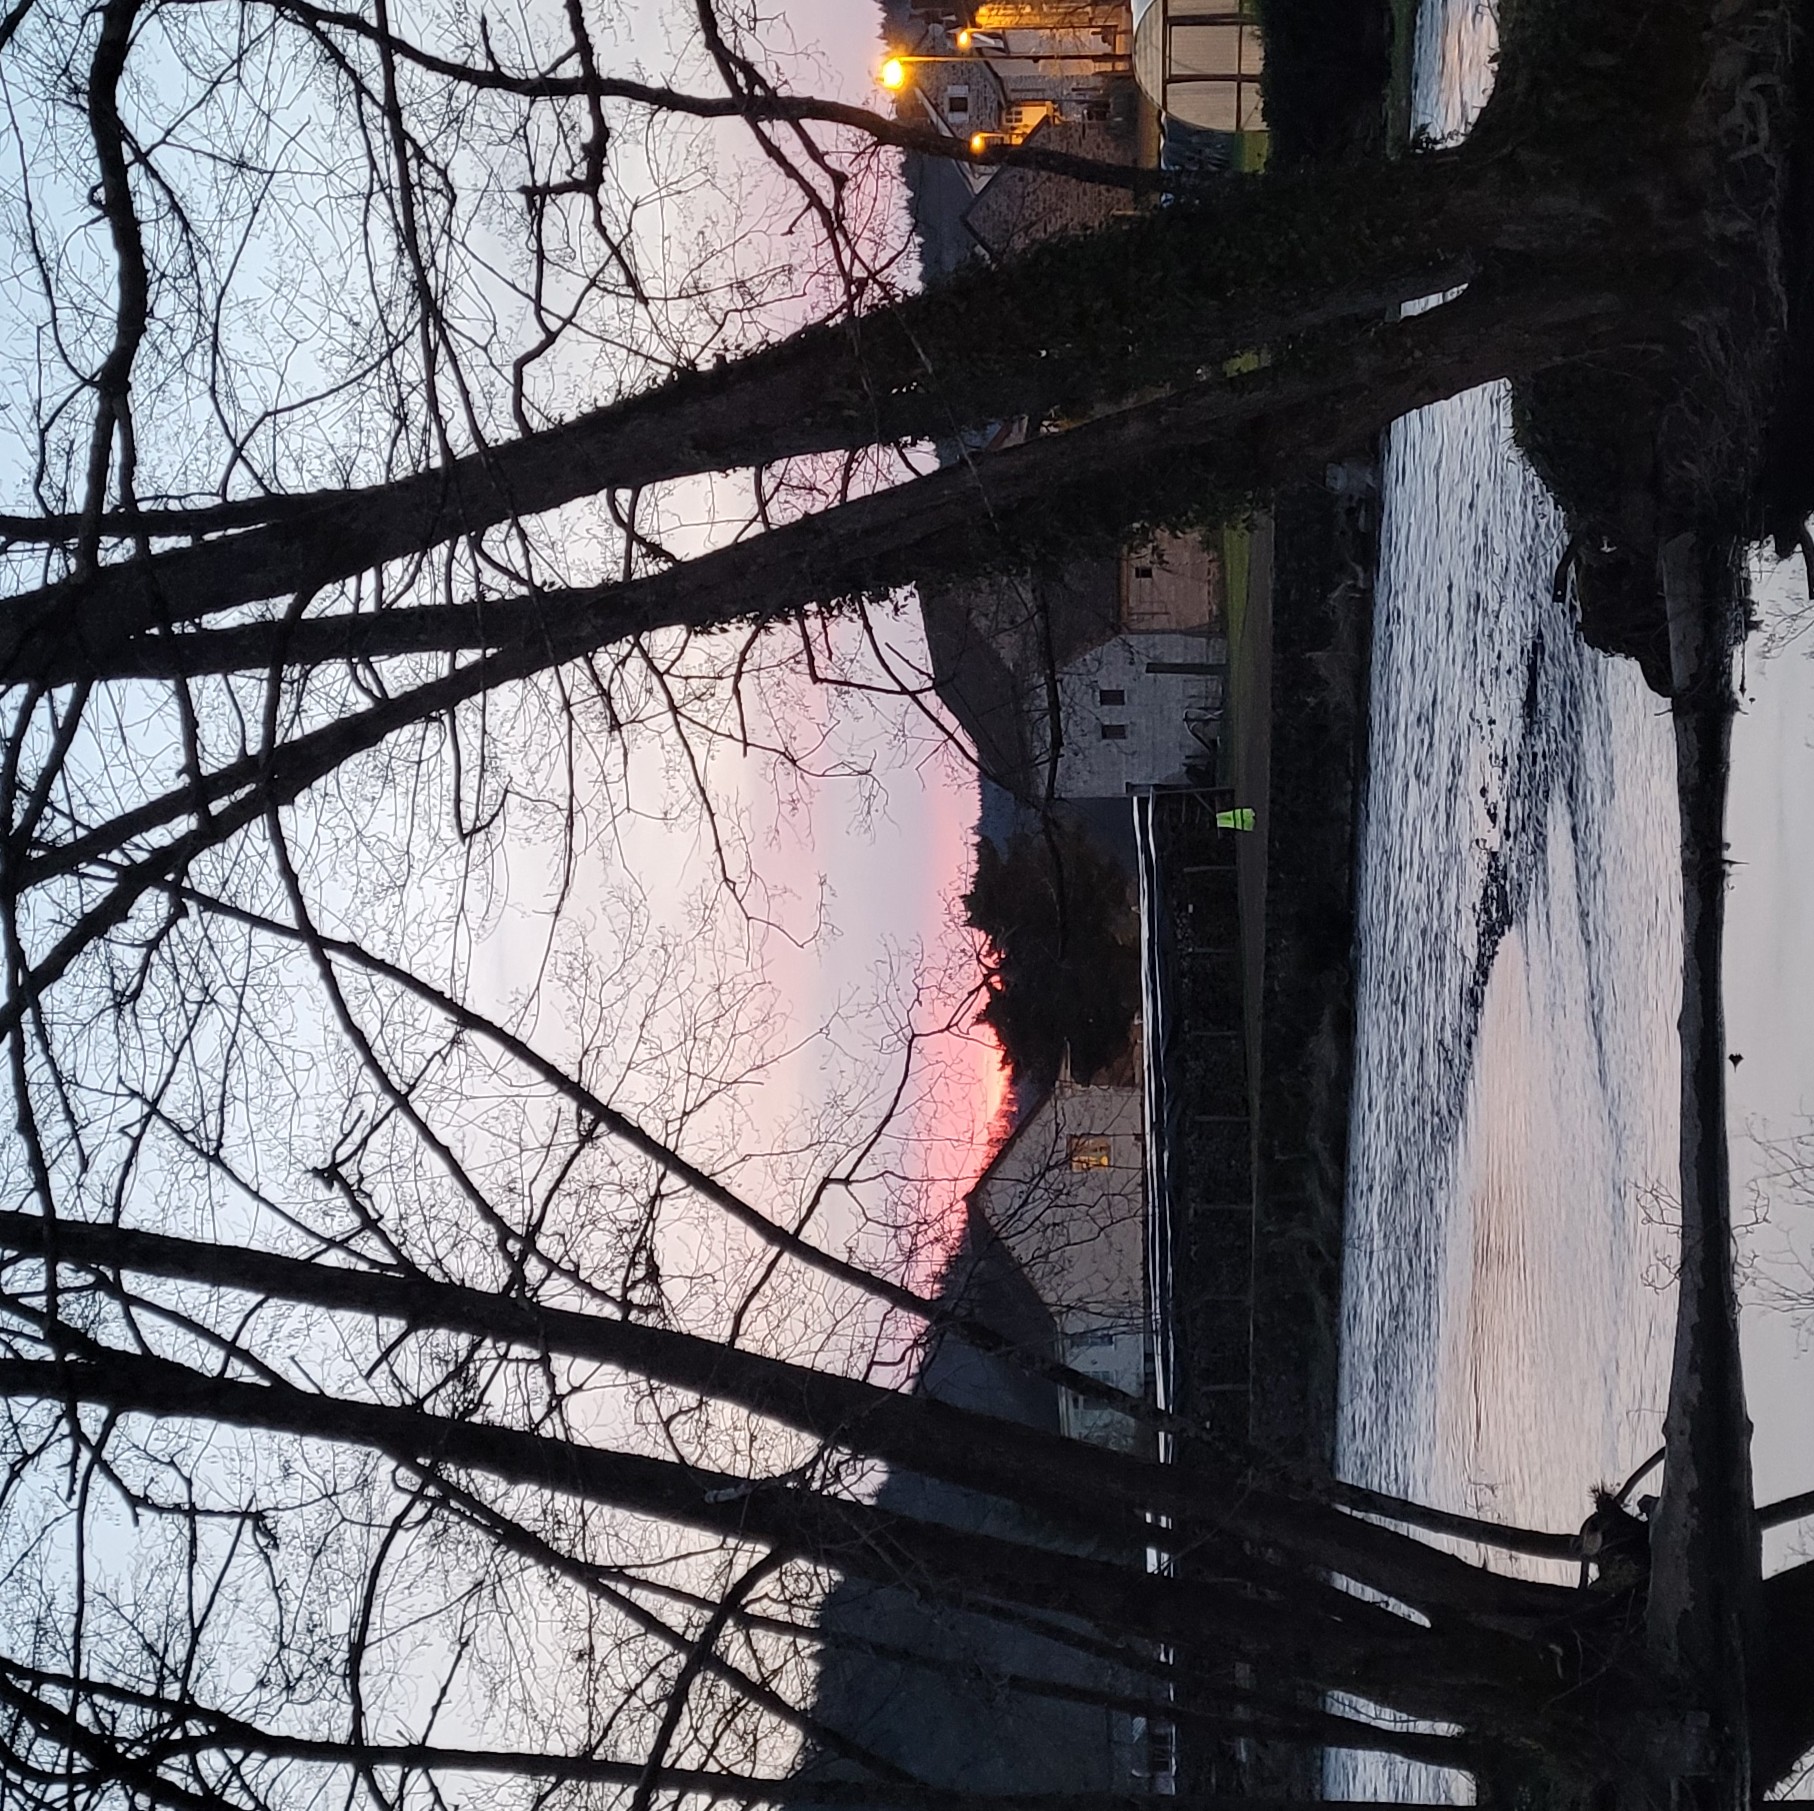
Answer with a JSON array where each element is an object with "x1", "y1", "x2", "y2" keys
[{"x1": 1724, "y1": 555, "x2": 1814, "y2": 1539}]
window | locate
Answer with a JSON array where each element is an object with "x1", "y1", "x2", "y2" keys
[
  {"x1": 1068, "y1": 1135, "x2": 1112, "y2": 1171},
  {"x1": 1097, "y1": 687, "x2": 1125, "y2": 706},
  {"x1": 1147, "y1": 1721, "x2": 1178, "y2": 1783},
  {"x1": 1082, "y1": 98, "x2": 1111, "y2": 122},
  {"x1": 944, "y1": 85, "x2": 969, "y2": 118},
  {"x1": 1134, "y1": 564, "x2": 1154, "y2": 580},
  {"x1": 1100, "y1": 723, "x2": 1127, "y2": 740},
  {"x1": 1165, "y1": 15, "x2": 1266, "y2": 131}
]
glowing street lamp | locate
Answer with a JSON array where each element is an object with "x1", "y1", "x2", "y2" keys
[
  {"x1": 880, "y1": 47, "x2": 1116, "y2": 97},
  {"x1": 878, "y1": 49, "x2": 987, "y2": 89}
]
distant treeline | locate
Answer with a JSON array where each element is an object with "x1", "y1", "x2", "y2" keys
[{"x1": 964, "y1": 821, "x2": 1141, "y2": 1091}]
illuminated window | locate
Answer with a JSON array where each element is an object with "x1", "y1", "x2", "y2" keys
[
  {"x1": 1069, "y1": 1135, "x2": 1112, "y2": 1171},
  {"x1": 1158, "y1": 11, "x2": 1266, "y2": 129},
  {"x1": 1100, "y1": 723, "x2": 1127, "y2": 741}
]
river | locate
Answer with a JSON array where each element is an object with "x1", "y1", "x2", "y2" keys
[{"x1": 1332, "y1": 0, "x2": 1685, "y2": 1792}]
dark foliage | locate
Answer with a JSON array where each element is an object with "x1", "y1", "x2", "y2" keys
[
  {"x1": 1511, "y1": 361, "x2": 1674, "y2": 694},
  {"x1": 1254, "y1": 0, "x2": 1392, "y2": 165},
  {"x1": 963, "y1": 822, "x2": 1140, "y2": 1090}
]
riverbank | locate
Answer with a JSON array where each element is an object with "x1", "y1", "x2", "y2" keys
[
  {"x1": 1158, "y1": 161, "x2": 1386, "y2": 1811},
  {"x1": 1183, "y1": 3, "x2": 1395, "y2": 1791},
  {"x1": 1146, "y1": 463, "x2": 1374, "y2": 1807},
  {"x1": 1247, "y1": 470, "x2": 1375, "y2": 1481}
]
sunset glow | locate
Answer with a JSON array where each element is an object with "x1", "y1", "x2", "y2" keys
[{"x1": 895, "y1": 1010, "x2": 1015, "y2": 1290}]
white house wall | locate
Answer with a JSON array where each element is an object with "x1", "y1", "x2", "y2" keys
[{"x1": 1044, "y1": 631, "x2": 1226, "y2": 798}]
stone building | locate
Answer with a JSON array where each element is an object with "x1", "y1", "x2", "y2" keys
[{"x1": 880, "y1": 0, "x2": 1148, "y2": 274}]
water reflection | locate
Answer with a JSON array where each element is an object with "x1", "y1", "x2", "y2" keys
[{"x1": 1332, "y1": 0, "x2": 1684, "y2": 1790}]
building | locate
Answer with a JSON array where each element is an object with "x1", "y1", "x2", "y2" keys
[
  {"x1": 968, "y1": 1064, "x2": 1151, "y2": 1449},
  {"x1": 792, "y1": 1065, "x2": 1173, "y2": 1804},
  {"x1": 879, "y1": 0, "x2": 1145, "y2": 275},
  {"x1": 1046, "y1": 536, "x2": 1227, "y2": 798},
  {"x1": 878, "y1": 0, "x2": 1247, "y2": 799},
  {"x1": 884, "y1": 3, "x2": 1136, "y2": 163},
  {"x1": 922, "y1": 533, "x2": 1226, "y2": 803},
  {"x1": 793, "y1": 1205, "x2": 1150, "y2": 1805},
  {"x1": 881, "y1": 0, "x2": 1266, "y2": 224}
]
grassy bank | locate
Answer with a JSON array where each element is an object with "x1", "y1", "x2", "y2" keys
[
  {"x1": 1237, "y1": 0, "x2": 1396, "y2": 1483},
  {"x1": 1245, "y1": 471, "x2": 1374, "y2": 1478}
]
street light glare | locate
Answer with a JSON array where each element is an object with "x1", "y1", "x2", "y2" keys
[
  {"x1": 956, "y1": 27, "x2": 973, "y2": 48},
  {"x1": 969, "y1": 132, "x2": 987, "y2": 153},
  {"x1": 880, "y1": 57, "x2": 907, "y2": 89}
]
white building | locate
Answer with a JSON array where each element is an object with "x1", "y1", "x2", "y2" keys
[
  {"x1": 1032, "y1": 532, "x2": 1227, "y2": 798},
  {"x1": 1051, "y1": 629, "x2": 1226, "y2": 797}
]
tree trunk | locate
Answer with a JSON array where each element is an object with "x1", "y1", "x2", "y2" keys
[
  {"x1": 0, "y1": 1347, "x2": 1532, "y2": 1719},
  {"x1": 0, "y1": 1650, "x2": 1479, "y2": 1811},
  {"x1": 12, "y1": 271, "x2": 1631, "y2": 1043},
  {"x1": 0, "y1": 1205, "x2": 1570, "y2": 1630},
  {"x1": 0, "y1": 278, "x2": 1632, "y2": 1081},
  {"x1": 428, "y1": 1468, "x2": 1470, "y2": 1774},
  {"x1": 1645, "y1": 533, "x2": 1757, "y2": 1810},
  {"x1": 28, "y1": 272, "x2": 1628, "y2": 696},
  {"x1": 0, "y1": 148, "x2": 1628, "y2": 683}
]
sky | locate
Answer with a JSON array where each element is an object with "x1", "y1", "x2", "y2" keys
[
  {"x1": 0, "y1": 0, "x2": 1008, "y2": 1414},
  {"x1": 5, "y1": 1, "x2": 1812, "y2": 1795},
  {"x1": 1724, "y1": 554, "x2": 1814, "y2": 1544},
  {"x1": 437, "y1": 0, "x2": 1012, "y2": 1308},
  {"x1": 1, "y1": 0, "x2": 1804, "y2": 1537},
  {"x1": 574, "y1": 1, "x2": 1014, "y2": 1273}
]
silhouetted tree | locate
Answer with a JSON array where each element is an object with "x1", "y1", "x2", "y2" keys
[
  {"x1": 0, "y1": 0, "x2": 1800, "y2": 1807},
  {"x1": 964, "y1": 823, "x2": 1140, "y2": 1089}
]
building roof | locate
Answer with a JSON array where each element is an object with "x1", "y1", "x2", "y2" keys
[
  {"x1": 792, "y1": 1190, "x2": 1141, "y2": 1805},
  {"x1": 962, "y1": 113, "x2": 1141, "y2": 263},
  {"x1": 917, "y1": 1195, "x2": 1061, "y2": 1426},
  {"x1": 921, "y1": 561, "x2": 1121, "y2": 799}
]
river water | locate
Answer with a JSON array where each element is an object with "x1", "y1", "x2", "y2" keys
[{"x1": 1332, "y1": 0, "x2": 1685, "y2": 1791}]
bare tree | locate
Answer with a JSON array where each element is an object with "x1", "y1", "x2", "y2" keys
[{"x1": 0, "y1": 0, "x2": 1803, "y2": 1808}]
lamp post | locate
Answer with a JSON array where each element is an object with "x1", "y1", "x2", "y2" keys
[
  {"x1": 878, "y1": 53, "x2": 987, "y2": 89},
  {"x1": 877, "y1": 45, "x2": 1130, "y2": 90}
]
